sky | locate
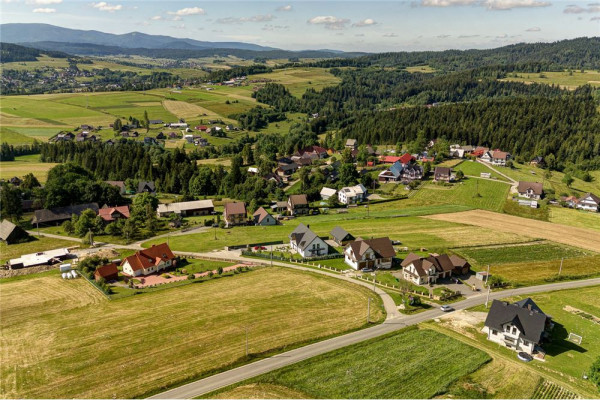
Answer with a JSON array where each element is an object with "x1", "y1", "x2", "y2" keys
[{"x1": 0, "y1": 0, "x2": 598, "y2": 52}]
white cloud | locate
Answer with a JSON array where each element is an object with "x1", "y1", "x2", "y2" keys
[
  {"x1": 150, "y1": 15, "x2": 162, "y2": 20},
  {"x1": 353, "y1": 18, "x2": 377, "y2": 27},
  {"x1": 563, "y1": 3, "x2": 600, "y2": 13},
  {"x1": 307, "y1": 15, "x2": 350, "y2": 30},
  {"x1": 383, "y1": 32, "x2": 398, "y2": 37},
  {"x1": 276, "y1": 4, "x2": 292, "y2": 11},
  {"x1": 26, "y1": 0, "x2": 61, "y2": 4},
  {"x1": 167, "y1": 7, "x2": 206, "y2": 16},
  {"x1": 32, "y1": 7, "x2": 55, "y2": 12},
  {"x1": 262, "y1": 24, "x2": 289, "y2": 31},
  {"x1": 484, "y1": 0, "x2": 551, "y2": 9},
  {"x1": 525, "y1": 26, "x2": 541, "y2": 31},
  {"x1": 217, "y1": 14, "x2": 274, "y2": 23},
  {"x1": 437, "y1": 34, "x2": 451, "y2": 38},
  {"x1": 592, "y1": 15, "x2": 600, "y2": 20},
  {"x1": 458, "y1": 34, "x2": 480, "y2": 37},
  {"x1": 91, "y1": 2, "x2": 122, "y2": 12},
  {"x1": 421, "y1": 0, "x2": 477, "y2": 6}
]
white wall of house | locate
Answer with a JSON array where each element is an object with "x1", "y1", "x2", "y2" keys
[
  {"x1": 292, "y1": 236, "x2": 328, "y2": 258},
  {"x1": 122, "y1": 259, "x2": 172, "y2": 277},
  {"x1": 483, "y1": 324, "x2": 536, "y2": 354},
  {"x1": 257, "y1": 215, "x2": 277, "y2": 226},
  {"x1": 576, "y1": 196, "x2": 599, "y2": 212}
]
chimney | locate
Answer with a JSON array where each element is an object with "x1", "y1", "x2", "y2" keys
[{"x1": 307, "y1": 224, "x2": 310, "y2": 229}]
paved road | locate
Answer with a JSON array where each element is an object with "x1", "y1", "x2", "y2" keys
[
  {"x1": 149, "y1": 273, "x2": 600, "y2": 399},
  {"x1": 26, "y1": 230, "x2": 81, "y2": 242}
]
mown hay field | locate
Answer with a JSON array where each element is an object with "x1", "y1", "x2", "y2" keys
[{"x1": 0, "y1": 267, "x2": 383, "y2": 399}]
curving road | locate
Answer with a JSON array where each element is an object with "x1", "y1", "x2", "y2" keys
[{"x1": 148, "y1": 264, "x2": 600, "y2": 399}]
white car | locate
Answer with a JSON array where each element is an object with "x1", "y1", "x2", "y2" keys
[{"x1": 440, "y1": 305, "x2": 454, "y2": 312}]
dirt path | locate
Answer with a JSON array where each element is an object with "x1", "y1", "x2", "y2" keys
[
  {"x1": 424, "y1": 210, "x2": 600, "y2": 252},
  {"x1": 477, "y1": 160, "x2": 517, "y2": 184}
]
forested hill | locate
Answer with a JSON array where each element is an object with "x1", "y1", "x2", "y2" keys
[
  {"x1": 305, "y1": 37, "x2": 600, "y2": 71},
  {"x1": 0, "y1": 42, "x2": 69, "y2": 63}
]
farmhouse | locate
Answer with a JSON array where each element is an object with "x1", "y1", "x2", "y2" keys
[
  {"x1": 137, "y1": 181, "x2": 156, "y2": 194},
  {"x1": 338, "y1": 184, "x2": 367, "y2": 205},
  {"x1": 401, "y1": 253, "x2": 470, "y2": 285},
  {"x1": 289, "y1": 223, "x2": 328, "y2": 258},
  {"x1": 156, "y1": 200, "x2": 214, "y2": 217},
  {"x1": 433, "y1": 167, "x2": 453, "y2": 183},
  {"x1": 94, "y1": 263, "x2": 119, "y2": 282},
  {"x1": 517, "y1": 181, "x2": 544, "y2": 200},
  {"x1": 344, "y1": 237, "x2": 395, "y2": 270},
  {"x1": 276, "y1": 163, "x2": 299, "y2": 182},
  {"x1": 223, "y1": 202, "x2": 247, "y2": 227},
  {"x1": 0, "y1": 219, "x2": 30, "y2": 244},
  {"x1": 330, "y1": 226, "x2": 355, "y2": 246},
  {"x1": 252, "y1": 207, "x2": 277, "y2": 226},
  {"x1": 287, "y1": 194, "x2": 309, "y2": 216},
  {"x1": 9, "y1": 248, "x2": 70, "y2": 269},
  {"x1": 490, "y1": 150, "x2": 511, "y2": 166},
  {"x1": 32, "y1": 203, "x2": 99, "y2": 226},
  {"x1": 345, "y1": 139, "x2": 358, "y2": 150},
  {"x1": 483, "y1": 298, "x2": 553, "y2": 355},
  {"x1": 320, "y1": 187, "x2": 337, "y2": 200},
  {"x1": 98, "y1": 205, "x2": 130, "y2": 222},
  {"x1": 576, "y1": 193, "x2": 600, "y2": 212},
  {"x1": 530, "y1": 156, "x2": 546, "y2": 168},
  {"x1": 296, "y1": 145, "x2": 328, "y2": 159},
  {"x1": 121, "y1": 243, "x2": 176, "y2": 277},
  {"x1": 378, "y1": 161, "x2": 423, "y2": 183}
]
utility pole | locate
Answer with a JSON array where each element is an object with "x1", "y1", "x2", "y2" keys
[
  {"x1": 485, "y1": 264, "x2": 490, "y2": 286},
  {"x1": 213, "y1": 224, "x2": 217, "y2": 240},
  {"x1": 367, "y1": 297, "x2": 371, "y2": 324},
  {"x1": 36, "y1": 221, "x2": 40, "y2": 237},
  {"x1": 485, "y1": 285, "x2": 491, "y2": 309},
  {"x1": 245, "y1": 325, "x2": 249, "y2": 357},
  {"x1": 270, "y1": 247, "x2": 273, "y2": 267},
  {"x1": 558, "y1": 257, "x2": 564, "y2": 276}
]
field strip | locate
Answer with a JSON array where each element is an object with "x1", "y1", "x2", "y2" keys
[
  {"x1": 162, "y1": 99, "x2": 219, "y2": 119},
  {"x1": 423, "y1": 210, "x2": 600, "y2": 252}
]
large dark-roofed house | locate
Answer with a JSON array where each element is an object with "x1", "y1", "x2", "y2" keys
[
  {"x1": 330, "y1": 226, "x2": 355, "y2": 246},
  {"x1": 483, "y1": 298, "x2": 553, "y2": 355},
  {"x1": 32, "y1": 203, "x2": 99, "y2": 226},
  {"x1": 344, "y1": 237, "x2": 395, "y2": 270}
]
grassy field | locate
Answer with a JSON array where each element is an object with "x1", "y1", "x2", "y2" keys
[
  {"x1": 501, "y1": 69, "x2": 600, "y2": 90},
  {"x1": 209, "y1": 327, "x2": 490, "y2": 399},
  {"x1": 0, "y1": 127, "x2": 36, "y2": 145},
  {"x1": 453, "y1": 160, "x2": 510, "y2": 181},
  {"x1": 0, "y1": 267, "x2": 384, "y2": 398},
  {"x1": 0, "y1": 154, "x2": 58, "y2": 183},
  {"x1": 549, "y1": 206, "x2": 600, "y2": 231},
  {"x1": 245, "y1": 67, "x2": 341, "y2": 97},
  {"x1": 405, "y1": 65, "x2": 436, "y2": 73},
  {"x1": 455, "y1": 242, "x2": 594, "y2": 266},
  {"x1": 426, "y1": 209, "x2": 600, "y2": 253},
  {"x1": 408, "y1": 178, "x2": 510, "y2": 212},
  {"x1": 0, "y1": 235, "x2": 76, "y2": 264}
]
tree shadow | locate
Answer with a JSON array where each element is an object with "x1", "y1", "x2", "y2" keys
[{"x1": 542, "y1": 321, "x2": 587, "y2": 357}]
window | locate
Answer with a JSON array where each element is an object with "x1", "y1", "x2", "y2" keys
[
  {"x1": 492, "y1": 329, "x2": 498, "y2": 336},
  {"x1": 512, "y1": 327, "x2": 517, "y2": 335}
]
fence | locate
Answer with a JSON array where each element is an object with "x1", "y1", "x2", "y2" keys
[
  {"x1": 241, "y1": 250, "x2": 343, "y2": 263},
  {"x1": 225, "y1": 240, "x2": 284, "y2": 251}
]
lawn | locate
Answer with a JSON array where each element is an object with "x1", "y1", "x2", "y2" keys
[
  {"x1": 0, "y1": 267, "x2": 384, "y2": 399},
  {"x1": 501, "y1": 69, "x2": 600, "y2": 90},
  {"x1": 0, "y1": 235, "x2": 76, "y2": 264},
  {"x1": 453, "y1": 160, "x2": 509, "y2": 181},
  {"x1": 455, "y1": 242, "x2": 594, "y2": 267},
  {"x1": 0, "y1": 127, "x2": 35, "y2": 145},
  {"x1": 209, "y1": 327, "x2": 491, "y2": 399},
  {"x1": 549, "y1": 206, "x2": 600, "y2": 232},
  {"x1": 409, "y1": 178, "x2": 510, "y2": 212}
]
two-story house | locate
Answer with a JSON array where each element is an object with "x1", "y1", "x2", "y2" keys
[
  {"x1": 483, "y1": 298, "x2": 553, "y2": 355},
  {"x1": 433, "y1": 167, "x2": 453, "y2": 183},
  {"x1": 223, "y1": 202, "x2": 247, "y2": 227},
  {"x1": 287, "y1": 194, "x2": 310, "y2": 216},
  {"x1": 517, "y1": 181, "x2": 544, "y2": 200},
  {"x1": 491, "y1": 150, "x2": 511, "y2": 166},
  {"x1": 338, "y1": 184, "x2": 367, "y2": 205},
  {"x1": 401, "y1": 253, "x2": 470, "y2": 285},
  {"x1": 121, "y1": 243, "x2": 176, "y2": 277},
  {"x1": 289, "y1": 223, "x2": 328, "y2": 258},
  {"x1": 252, "y1": 207, "x2": 277, "y2": 226},
  {"x1": 344, "y1": 237, "x2": 395, "y2": 270},
  {"x1": 576, "y1": 193, "x2": 600, "y2": 212}
]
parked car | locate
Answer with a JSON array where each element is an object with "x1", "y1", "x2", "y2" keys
[
  {"x1": 253, "y1": 246, "x2": 267, "y2": 251},
  {"x1": 517, "y1": 352, "x2": 533, "y2": 362},
  {"x1": 440, "y1": 305, "x2": 454, "y2": 312},
  {"x1": 453, "y1": 278, "x2": 461, "y2": 284},
  {"x1": 361, "y1": 268, "x2": 373, "y2": 273}
]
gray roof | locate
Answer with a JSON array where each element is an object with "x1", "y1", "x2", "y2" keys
[
  {"x1": 0, "y1": 219, "x2": 29, "y2": 243},
  {"x1": 157, "y1": 200, "x2": 214, "y2": 214},
  {"x1": 289, "y1": 223, "x2": 320, "y2": 252},
  {"x1": 32, "y1": 203, "x2": 99, "y2": 224},
  {"x1": 137, "y1": 181, "x2": 156, "y2": 193},
  {"x1": 484, "y1": 299, "x2": 549, "y2": 343},
  {"x1": 330, "y1": 226, "x2": 354, "y2": 243}
]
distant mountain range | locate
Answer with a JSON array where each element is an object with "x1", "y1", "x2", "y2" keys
[{"x1": 0, "y1": 23, "x2": 277, "y2": 51}]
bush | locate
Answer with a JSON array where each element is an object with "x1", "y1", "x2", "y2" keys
[
  {"x1": 217, "y1": 266, "x2": 224, "y2": 275},
  {"x1": 589, "y1": 356, "x2": 600, "y2": 390},
  {"x1": 187, "y1": 274, "x2": 195, "y2": 280}
]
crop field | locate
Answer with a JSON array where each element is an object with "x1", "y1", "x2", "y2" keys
[
  {"x1": 0, "y1": 267, "x2": 383, "y2": 399},
  {"x1": 210, "y1": 327, "x2": 490, "y2": 399},
  {"x1": 549, "y1": 206, "x2": 600, "y2": 231},
  {"x1": 501, "y1": 69, "x2": 600, "y2": 90},
  {"x1": 409, "y1": 178, "x2": 510, "y2": 212},
  {"x1": 405, "y1": 65, "x2": 436, "y2": 73},
  {"x1": 0, "y1": 127, "x2": 35, "y2": 145},
  {"x1": 455, "y1": 242, "x2": 593, "y2": 266},
  {"x1": 453, "y1": 160, "x2": 509, "y2": 181},
  {"x1": 143, "y1": 212, "x2": 530, "y2": 253},
  {"x1": 0, "y1": 154, "x2": 58, "y2": 183},
  {"x1": 246, "y1": 67, "x2": 342, "y2": 97},
  {"x1": 0, "y1": 235, "x2": 76, "y2": 264},
  {"x1": 426, "y1": 209, "x2": 600, "y2": 253}
]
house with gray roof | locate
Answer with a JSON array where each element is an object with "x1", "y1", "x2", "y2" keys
[
  {"x1": 401, "y1": 252, "x2": 469, "y2": 285},
  {"x1": 32, "y1": 203, "x2": 99, "y2": 226},
  {"x1": 483, "y1": 298, "x2": 553, "y2": 355},
  {"x1": 330, "y1": 226, "x2": 355, "y2": 246},
  {"x1": 0, "y1": 219, "x2": 30, "y2": 244},
  {"x1": 289, "y1": 223, "x2": 328, "y2": 258}
]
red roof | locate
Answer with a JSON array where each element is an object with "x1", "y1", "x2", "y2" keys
[
  {"x1": 196, "y1": 125, "x2": 208, "y2": 131},
  {"x1": 94, "y1": 263, "x2": 119, "y2": 280},
  {"x1": 399, "y1": 153, "x2": 415, "y2": 165},
  {"x1": 380, "y1": 156, "x2": 401, "y2": 163},
  {"x1": 298, "y1": 145, "x2": 328, "y2": 155},
  {"x1": 472, "y1": 147, "x2": 489, "y2": 157},
  {"x1": 122, "y1": 243, "x2": 175, "y2": 272},
  {"x1": 98, "y1": 205, "x2": 130, "y2": 222}
]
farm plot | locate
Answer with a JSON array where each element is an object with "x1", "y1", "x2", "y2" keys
[
  {"x1": 0, "y1": 154, "x2": 58, "y2": 183},
  {"x1": 425, "y1": 209, "x2": 600, "y2": 253},
  {"x1": 0, "y1": 267, "x2": 383, "y2": 399},
  {"x1": 549, "y1": 207, "x2": 600, "y2": 232},
  {"x1": 502, "y1": 70, "x2": 600, "y2": 90},
  {"x1": 209, "y1": 327, "x2": 490, "y2": 399},
  {"x1": 247, "y1": 67, "x2": 341, "y2": 97}
]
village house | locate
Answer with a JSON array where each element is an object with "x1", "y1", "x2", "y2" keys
[
  {"x1": 105, "y1": 181, "x2": 127, "y2": 195},
  {"x1": 320, "y1": 187, "x2": 337, "y2": 200},
  {"x1": 287, "y1": 194, "x2": 310, "y2": 216},
  {"x1": 378, "y1": 161, "x2": 423, "y2": 184},
  {"x1": 289, "y1": 223, "x2": 329, "y2": 258},
  {"x1": 252, "y1": 207, "x2": 277, "y2": 226},
  {"x1": 94, "y1": 263, "x2": 119, "y2": 282},
  {"x1": 0, "y1": 219, "x2": 30, "y2": 244},
  {"x1": 223, "y1": 202, "x2": 247, "y2": 227},
  {"x1": 98, "y1": 205, "x2": 130, "y2": 222},
  {"x1": 345, "y1": 139, "x2": 358, "y2": 150},
  {"x1": 561, "y1": 195, "x2": 579, "y2": 208},
  {"x1": 401, "y1": 253, "x2": 470, "y2": 285},
  {"x1": 471, "y1": 146, "x2": 490, "y2": 158},
  {"x1": 344, "y1": 237, "x2": 395, "y2": 270},
  {"x1": 148, "y1": 119, "x2": 163, "y2": 125},
  {"x1": 137, "y1": 181, "x2": 156, "y2": 194},
  {"x1": 295, "y1": 145, "x2": 328, "y2": 160},
  {"x1": 330, "y1": 226, "x2": 355, "y2": 246},
  {"x1": 156, "y1": 200, "x2": 214, "y2": 218},
  {"x1": 483, "y1": 298, "x2": 553, "y2": 355},
  {"x1": 338, "y1": 184, "x2": 367, "y2": 205},
  {"x1": 530, "y1": 156, "x2": 546, "y2": 168},
  {"x1": 517, "y1": 181, "x2": 544, "y2": 200},
  {"x1": 576, "y1": 192, "x2": 600, "y2": 212},
  {"x1": 32, "y1": 203, "x2": 100, "y2": 226},
  {"x1": 276, "y1": 163, "x2": 299, "y2": 182},
  {"x1": 121, "y1": 243, "x2": 176, "y2": 277},
  {"x1": 482, "y1": 150, "x2": 511, "y2": 166},
  {"x1": 263, "y1": 172, "x2": 284, "y2": 187},
  {"x1": 433, "y1": 167, "x2": 453, "y2": 183}
]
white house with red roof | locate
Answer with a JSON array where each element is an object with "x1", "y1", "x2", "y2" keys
[{"x1": 121, "y1": 243, "x2": 176, "y2": 277}]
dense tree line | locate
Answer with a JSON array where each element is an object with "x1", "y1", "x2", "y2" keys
[
  {"x1": 232, "y1": 106, "x2": 287, "y2": 131},
  {"x1": 207, "y1": 64, "x2": 272, "y2": 82},
  {"x1": 0, "y1": 43, "x2": 69, "y2": 63},
  {"x1": 0, "y1": 141, "x2": 42, "y2": 161}
]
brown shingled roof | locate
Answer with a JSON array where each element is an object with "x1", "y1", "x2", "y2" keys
[
  {"x1": 122, "y1": 243, "x2": 175, "y2": 272},
  {"x1": 224, "y1": 202, "x2": 247, "y2": 216}
]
